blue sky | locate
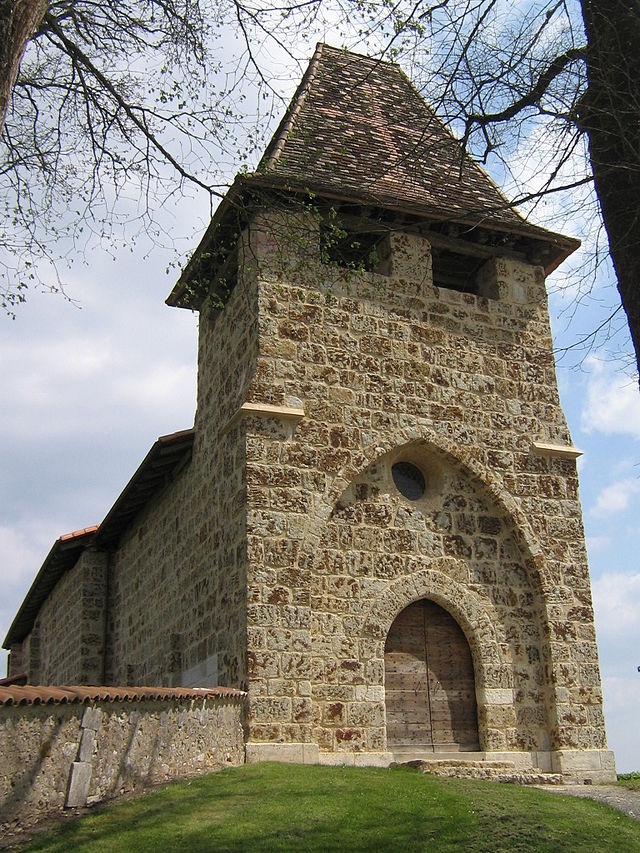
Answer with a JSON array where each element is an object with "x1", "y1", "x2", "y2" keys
[
  {"x1": 1, "y1": 41, "x2": 639, "y2": 774},
  {"x1": 551, "y1": 319, "x2": 640, "y2": 774}
]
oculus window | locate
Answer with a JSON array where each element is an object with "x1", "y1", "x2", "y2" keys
[{"x1": 392, "y1": 461, "x2": 426, "y2": 501}]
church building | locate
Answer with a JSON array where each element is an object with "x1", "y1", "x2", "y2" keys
[{"x1": 4, "y1": 44, "x2": 615, "y2": 782}]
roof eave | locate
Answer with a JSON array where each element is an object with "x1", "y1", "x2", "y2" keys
[
  {"x1": 3, "y1": 429, "x2": 195, "y2": 650},
  {"x1": 96, "y1": 428, "x2": 195, "y2": 548},
  {"x1": 249, "y1": 173, "x2": 581, "y2": 266},
  {"x1": 3, "y1": 528, "x2": 98, "y2": 649},
  {"x1": 166, "y1": 177, "x2": 250, "y2": 310},
  {"x1": 167, "y1": 172, "x2": 580, "y2": 311}
]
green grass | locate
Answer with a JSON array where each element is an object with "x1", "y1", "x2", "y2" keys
[
  {"x1": 618, "y1": 773, "x2": 640, "y2": 791},
  {"x1": 22, "y1": 763, "x2": 640, "y2": 852}
]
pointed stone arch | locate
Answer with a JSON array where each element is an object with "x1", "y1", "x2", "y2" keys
[
  {"x1": 385, "y1": 598, "x2": 480, "y2": 752},
  {"x1": 361, "y1": 564, "x2": 517, "y2": 753},
  {"x1": 295, "y1": 429, "x2": 549, "y2": 597},
  {"x1": 295, "y1": 431, "x2": 557, "y2": 756},
  {"x1": 362, "y1": 563, "x2": 509, "y2": 687}
]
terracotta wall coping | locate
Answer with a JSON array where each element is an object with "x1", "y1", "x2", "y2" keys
[{"x1": 0, "y1": 684, "x2": 246, "y2": 707}]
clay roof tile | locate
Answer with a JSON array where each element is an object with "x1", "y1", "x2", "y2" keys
[
  {"x1": 0, "y1": 685, "x2": 246, "y2": 707},
  {"x1": 167, "y1": 43, "x2": 579, "y2": 310}
]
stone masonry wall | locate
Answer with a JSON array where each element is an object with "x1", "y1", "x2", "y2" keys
[
  {"x1": 29, "y1": 549, "x2": 108, "y2": 685},
  {"x1": 0, "y1": 692, "x2": 245, "y2": 835},
  {"x1": 105, "y1": 262, "x2": 259, "y2": 690},
  {"x1": 27, "y1": 565, "x2": 80, "y2": 686},
  {"x1": 13, "y1": 226, "x2": 258, "y2": 694},
  {"x1": 8, "y1": 629, "x2": 38, "y2": 683},
  {"x1": 6, "y1": 642, "x2": 24, "y2": 679},
  {"x1": 238, "y1": 210, "x2": 611, "y2": 776}
]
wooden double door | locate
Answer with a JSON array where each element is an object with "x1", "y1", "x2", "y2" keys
[{"x1": 384, "y1": 600, "x2": 479, "y2": 751}]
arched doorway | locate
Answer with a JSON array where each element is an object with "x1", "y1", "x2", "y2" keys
[{"x1": 384, "y1": 600, "x2": 479, "y2": 752}]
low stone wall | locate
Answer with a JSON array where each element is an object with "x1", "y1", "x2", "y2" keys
[{"x1": 0, "y1": 686, "x2": 246, "y2": 836}]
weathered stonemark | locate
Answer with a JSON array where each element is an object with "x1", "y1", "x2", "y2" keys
[{"x1": 3, "y1": 44, "x2": 615, "y2": 784}]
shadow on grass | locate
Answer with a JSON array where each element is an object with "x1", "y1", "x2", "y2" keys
[{"x1": 22, "y1": 764, "x2": 640, "y2": 853}]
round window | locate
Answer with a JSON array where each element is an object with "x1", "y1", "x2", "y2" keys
[{"x1": 391, "y1": 461, "x2": 426, "y2": 501}]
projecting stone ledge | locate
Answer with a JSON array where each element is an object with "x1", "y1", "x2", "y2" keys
[
  {"x1": 219, "y1": 402, "x2": 305, "y2": 436},
  {"x1": 531, "y1": 440, "x2": 583, "y2": 460}
]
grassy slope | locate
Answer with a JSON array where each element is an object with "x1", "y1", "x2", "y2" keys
[{"x1": 24, "y1": 764, "x2": 640, "y2": 852}]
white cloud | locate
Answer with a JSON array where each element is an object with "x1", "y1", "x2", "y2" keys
[
  {"x1": 591, "y1": 572, "x2": 640, "y2": 771},
  {"x1": 581, "y1": 357, "x2": 640, "y2": 439},
  {"x1": 0, "y1": 524, "x2": 58, "y2": 667},
  {"x1": 0, "y1": 525, "x2": 48, "y2": 590},
  {"x1": 0, "y1": 290, "x2": 197, "y2": 443},
  {"x1": 0, "y1": 228, "x2": 200, "y2": 677},
  {"x1": 585, "y1": 534, "x2": 610, "y2": 554},
  {"x1": 116, "y1": 362, "x2": 195, "y2": 414},
  {"x1": 591, "y1": 478, "x2": 640, "y2": 517},
  {"x1": 601, "y1": 676, "x2": 640, "y2": 773},
  {"x1": 592, "y1": 571, "x2": 640, "y2": 642}
]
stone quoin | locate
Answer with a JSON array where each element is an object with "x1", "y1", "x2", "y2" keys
[{"x1": 4, "y1": 44, "x2": 615, "y2": 784}]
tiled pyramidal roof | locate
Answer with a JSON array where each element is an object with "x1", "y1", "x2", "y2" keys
[
  {"x1": 260, "y1": 43, "x2": 529, "y2": 229},
  {"x1": 167, "y1": 43, "x2": 578, "y2": 308}
]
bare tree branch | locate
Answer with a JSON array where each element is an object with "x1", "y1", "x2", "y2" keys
[
  {"x1": 41, "y1": 12, "x2": 223, "y2": 199},
  {"x1": 462, "y1": 46, "x2": 586, "y2": 152}
]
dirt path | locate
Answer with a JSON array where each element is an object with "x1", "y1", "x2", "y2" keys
[{"x1": 540, "y1": 785, "x2": 640, "y2": 821}]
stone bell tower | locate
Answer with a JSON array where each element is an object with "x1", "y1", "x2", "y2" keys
[{"x1": 166, "y1": 44, "x2": 615, "y2": 781}]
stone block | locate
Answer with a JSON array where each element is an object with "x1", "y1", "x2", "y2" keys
[
  {"x1": 77, "y1": 729, "x2": 96, "y2": 763},
  {"x1": 476, "y1": 688, "x2": 514, "y2": 706},
  {"x1": 65, "y1": 761, "x2": 92, "y2": 808},
  {"x1": 292, "y1": 698, "x2": 313, "y2": 723},
  {"x1": 80, "y1": 706, "x2": 103, "y2": 732},
  {"x1": 551, "y1": 749, "x2": 617, "y2": 783},
  {"x1": 353, "y1": 685, "x2": 385, "y2": 703},
  {"x1": 334, "y1": 728, "x2": 365, "y2": 750},
  {"x1": 319, "y1": 752, "x2": 355, "y2": 766},
  {"x1": 353, "y1": 752, "x2": 394, "y2": 768},
  {"x1": 249, "y1": 697, "x2": 291, "y2": 722},
  {"x1": 348, "y1": 702, "x2": 385, "y2": 728},
  {"x1": 245, "y1": 742, "x2": 320, "y2": 765}
]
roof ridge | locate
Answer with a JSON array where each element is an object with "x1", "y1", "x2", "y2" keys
[
  {"x1": 261, "y1": 42, "x2": 325, "y2": 172},
  {"x1": 317, "y1": 42, "x2": 402, "y2": 68},
  {"x1": 59, "y1": 526, "x2": 99, "y2": 542}
]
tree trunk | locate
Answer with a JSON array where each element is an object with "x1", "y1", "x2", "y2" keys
[
  {"x1": 0, "y1": 0, "x2": 48, "y2": 136},
  {"x1": 581, "y1": 0, "x2": 640, "y2": 380}
]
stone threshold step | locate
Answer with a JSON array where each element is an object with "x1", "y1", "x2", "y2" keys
[
  {"x1": 396, "y1": 759, "x2": 564, "y2": 786},
  {"x1": 401, "y1": 758, "x2": 519, "y2": 770},
  {"x1": 392, "y1": 751, "x2": 508, "y2": 763}
]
